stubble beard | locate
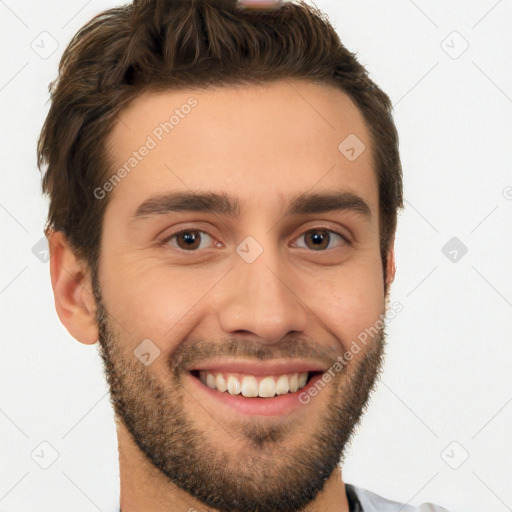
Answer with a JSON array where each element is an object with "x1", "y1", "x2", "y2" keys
[{"x1": 93, "y1": 276, "x2": 387, "y2": 512}]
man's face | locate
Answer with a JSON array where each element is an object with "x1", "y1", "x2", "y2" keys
[{"x1": 93, "y1": 80, "x2": 392, "y2": 511}]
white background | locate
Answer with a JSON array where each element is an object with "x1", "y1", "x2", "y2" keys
[{"x1": 1, "y1": 1, "x2": 511, "y2": 511}]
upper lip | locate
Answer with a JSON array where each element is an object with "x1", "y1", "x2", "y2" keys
[{"x1": 188, "y1": 359, "x2": 328, "y2": 376}]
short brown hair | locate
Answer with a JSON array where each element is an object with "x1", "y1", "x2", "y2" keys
[{"x1": 37, "y1": 0, "x2": 403, "y2": 286}]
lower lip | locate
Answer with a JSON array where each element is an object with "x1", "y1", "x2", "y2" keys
[{"x1": 185, "y1": 371, "x2": 325, "y2": 416}]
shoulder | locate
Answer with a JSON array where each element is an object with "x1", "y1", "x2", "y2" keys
[{"x1": 346, "y1": 483, "x2": 451, "y2": 512}]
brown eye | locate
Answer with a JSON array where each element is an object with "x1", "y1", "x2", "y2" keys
[
  {"x1": 176, "y1": 231, "x2": 201, "y2": 250},
  {"x1": 164, "y1": 230, "x2": 216, "y2": 251},
  {"x1": 295, "y1": 229, "x2": 348, "y2": 251}
]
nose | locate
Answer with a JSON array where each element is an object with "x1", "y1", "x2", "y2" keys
[{"x1": 215, "y1": 248, "x2": 308, "y2": 344}]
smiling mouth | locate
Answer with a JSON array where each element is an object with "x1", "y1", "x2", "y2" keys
[{"x1": 189, "y1": 370, "x2": 322, "y2": 398}]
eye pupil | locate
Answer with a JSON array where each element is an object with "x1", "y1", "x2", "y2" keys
[
  {"x1": 306, "y1": 230, "x2": 329, "y2": 250},
  {"x1": 178, "y1": 231, "x2": 201, "y2": 249}
]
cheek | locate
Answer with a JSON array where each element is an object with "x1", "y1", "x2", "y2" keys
[
  {"x1": 299, "y1": 260, "x2": 385, "y2": 352},
  {"x1": 100, "y1": 255, "x2": 220, "y2": 348}
]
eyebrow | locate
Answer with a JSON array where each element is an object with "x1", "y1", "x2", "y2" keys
[{"x1": 130, "y1": 190, "x2": 372, "y2": 223}]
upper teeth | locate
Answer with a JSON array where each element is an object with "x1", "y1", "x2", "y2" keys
[{"x1": 199, "y1": 371, "x2": 309, "y2": 398}]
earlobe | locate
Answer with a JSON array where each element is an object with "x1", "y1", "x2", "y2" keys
[{"x1": 48, "y1": 230, "x2": 99, "y2": 345}]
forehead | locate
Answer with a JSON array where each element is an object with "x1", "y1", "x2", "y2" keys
[{"x1": 104, "y1": 80, "x2": 377, "y2": 220}]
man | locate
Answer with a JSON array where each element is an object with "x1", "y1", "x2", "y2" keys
[{"x1": 38, "y1": 0, "x2": 449, "y2": 510}]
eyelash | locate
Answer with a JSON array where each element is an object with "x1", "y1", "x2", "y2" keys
[{"x1": 159, "y1": 227, "x2": 350, "y2": 253}]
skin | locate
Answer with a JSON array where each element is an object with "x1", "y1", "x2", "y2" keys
[{"x1": 48, "y1": 79, "x2": 396, "y2": 512}]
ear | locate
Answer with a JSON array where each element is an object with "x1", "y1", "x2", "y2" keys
[
  {"x1": 384, "y1": 236, "x2": 396, "y2": 293},
  {"x1": 47, "y1": 230, "x2": 99, "y2": 345}
]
